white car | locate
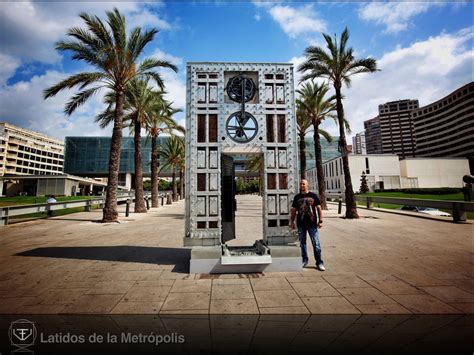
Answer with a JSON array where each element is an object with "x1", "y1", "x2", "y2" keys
[{"x1": 400, "y1": 205, "x2": 451, "y2": 217}]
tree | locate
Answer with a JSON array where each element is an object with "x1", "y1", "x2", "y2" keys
[
  {"x1": 145, "y1": 98, "x2": 183, "y2": 207},
  {"x1": 159, "y1": 135, "x2": 184, "y2": 202},
  {"x1": 97, "y1": 79, "x2": 166, "y2": 213},
  {"x1": 44, "y1": 8, "x2": 177, "y2": 222},
  {"x1": 296, "y1": 81, "x2": 337, "y2": 210},
  {"x1": 298, "y1": 27, "x2": 378, "y2": 218},
  {"x1": 296, "y1": 103, "x2": 312, "y2": 180},
  {"x1": 360, "y1": 172, "x2": 370, "y2": 193},
  {"x1": 245, "y1": 154, "x2": 263, "y2": 195}
]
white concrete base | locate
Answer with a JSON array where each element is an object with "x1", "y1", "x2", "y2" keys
[
  {"x1": 190, "y1": 257, "x2": 302, "y2": 274},
  {"x1": 189, "y1": 245, "x2": 303, "y2": 274}
]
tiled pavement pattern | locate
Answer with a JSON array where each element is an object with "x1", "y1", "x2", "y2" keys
[{"x1": 0, "y1": 195, "x2": 472, "y2": 314}]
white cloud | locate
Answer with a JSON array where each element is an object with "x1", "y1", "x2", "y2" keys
[
  {"x1": 319, "y1": 28, "x2": 473, "y2": 138},
  {"x1": 358, "y1": 2, "x2": 445, "y2": 34},
  {"x1": 0, "y1": 1, "x2": 170, "y2": 64},
  {"x1": 253, "y1": 2, "x2": 326, "y2": 39},
  {"x1": 0, "y1": 53, "x2": 21, "y2": 87},
  {"x1": 149, "y1": 49, "x2": 183, "y2": 67},
  {"x1": 0, "y1": 48, "x2": 186, "y2": 140},
  {"x1": 268, "y1": 4, "x2": 326, "y2": 38},
  {"x1": 254, "y1": 14, "x2": 261, "y2": 21},
  {"x1": 0, "y1": 71, "x2": 110, "y2": 140}
]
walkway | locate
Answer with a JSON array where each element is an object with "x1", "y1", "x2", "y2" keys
[{"x1": 0, "y1": 195, "x2": 472, "y2": 314}]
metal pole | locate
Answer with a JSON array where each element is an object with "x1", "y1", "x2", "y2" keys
[
  {"x1": 338, "y1": 197, "x2": 342, "y2": 214},
  {"x1": 125, "y1": 199, "x2": 130, "y2": 217}
]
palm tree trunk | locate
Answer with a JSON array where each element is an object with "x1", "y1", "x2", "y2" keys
[
  {"x1": 102, "y1": 92, "x2": 124, "y2": 223},
  {"x1": 313, "y1": 123, "x2": 328, "y2": 210},
  {"x1": 133, "y1": 119, "x2": 146, "y2": 213},
  {"x1": 179, "y1": 168, "x2": 184, "y2": 200},
  {"x1": 299, "y1": 131, "x2": 307, "y2": 180},
  {"x1": 172, "y1": 167, "x2": 177, "y2": 201},
  {"x1": 335, "y1": 85, "x2": 358, "y2": 219},
  {"x1": 151, "y1": 135, "x2": 159, "y2": 207}
]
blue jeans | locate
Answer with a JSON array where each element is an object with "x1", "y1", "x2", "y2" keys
[{"x1": 297, "y1": 225, "x2": 323, "y2": 265}]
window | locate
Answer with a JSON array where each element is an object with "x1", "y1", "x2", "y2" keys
[{"x1": 365, "y1": 157, "x2": 370, "y2": 174}]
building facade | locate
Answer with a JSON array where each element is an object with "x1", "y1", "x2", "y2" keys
[
  {"x1": 378, "y1": 99, "x2": 419, "y2": 158},
  {"x1": 64, "y1": 136, "x2": 173, "y2": 188},
  {"x1": 412, "y1": 82, "x2": 474, "y2": 172},
  {"x1": 0, "y1": 122, "x2": 64, "y2": 177},
  {"x1": 352, "y1": 132, "x2": 367, "y2": 155},
  {"x1": 306, "y1": 155, "x2": 469, "y2": 193},
  {"x1": 364, "y1": 117, "x2": 382, "y2": 154}
]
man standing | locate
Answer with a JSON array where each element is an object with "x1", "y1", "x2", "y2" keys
[{"x1": 290, "y1": 180, "x2": 325, "y2": 270}]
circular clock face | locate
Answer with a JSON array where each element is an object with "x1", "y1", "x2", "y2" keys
[
  {"x1": 226, "y1": 75, "x2": 256, "y2": 103},
  {"x1": 226, "y1": 112, "x2": 258, "y2": 143}
]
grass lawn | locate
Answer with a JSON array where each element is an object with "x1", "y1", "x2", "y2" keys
[
  {"x1": 359, "y1": 191, "x2": 464, "y2": 201},
  {"x1": 8, "y1": 204, "x2": 102, "y2": 224},
  {"x1": 0, "y1": 195, "x2": 97, "y2": 207},
  {"x1": 356, "y1": 192, "x2": 473, "y2": 219}
]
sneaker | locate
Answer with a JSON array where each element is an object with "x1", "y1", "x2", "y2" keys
[
  {"x1": 317, "y1": 263, "x2": 326, "y2": 271},
  {"x1": 303, "y1": 261, "x2": 308, "y2": 268}
]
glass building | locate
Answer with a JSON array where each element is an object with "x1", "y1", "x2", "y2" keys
[{"x1": 64, "y1": 136, "x2": 170, "y2": 177}]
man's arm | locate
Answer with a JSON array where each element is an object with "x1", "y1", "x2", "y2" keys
[
  {"x1": 317, "y1": 205, "x2": 323, "y2": 228},
  {"x1": 290, "y1": 207, "x2": 297, "y2": 229}
]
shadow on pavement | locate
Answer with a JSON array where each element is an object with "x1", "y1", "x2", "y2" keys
[{"x1": 15, "y1": 246, "x2": 190, "y2": 272}]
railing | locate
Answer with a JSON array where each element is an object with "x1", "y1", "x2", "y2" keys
[
  {"x1": 326, "y1": 193, "x2": 474, "y2": 223},
  {"x1": 0, "y1": 192, "x2": 174, "y2": 226}
]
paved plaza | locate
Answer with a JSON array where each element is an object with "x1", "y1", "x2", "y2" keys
[{"x1": 0, "y1": 195, "x2": 472, "y2": 314}]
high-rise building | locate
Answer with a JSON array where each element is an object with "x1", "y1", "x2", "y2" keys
[
  {"x1": 352, "y1": 132, "x2": 366, "y2": 155},
  {"x1": 378, "y1": 99, "x2": 419, "y2": 158},
  {"x1": 412, "y1": 82, "x2": 474, "y2": 172},
  {"x1": 364, "y1": 117, "x2": 382, "y2": 154},
  {"x1": 0, "y1": 122, "x2": 64, "y2": 177}
]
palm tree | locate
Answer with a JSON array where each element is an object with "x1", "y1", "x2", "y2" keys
[
  {"x1": 296, "y1": 103, "x2": 312, "y2": 180},
  {"x1": 44, "y1": 8, "x2": 177, "y2": 222},
  {"x1": 245, "y1": 154, "x2": 264, "y2": 195},
  {"x1": 296, "y1": 81, "x2": 337, "y2": 210},
  {"x1": 298, "y1": 27, "x2": 378, "y2": 219},
  {"x1": 159, "y1": 135, "x2": 184, "y2": 202},
  {"x1": 146, "y1": 99, "x2": 183, "y2": 207}
]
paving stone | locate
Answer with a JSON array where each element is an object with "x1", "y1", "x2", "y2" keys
[
  {"x1": 301, "y1": 297, "x2": 361, "y2": 314},
  {"x1": 323, "y1": 275, "x2": 371, "y2": 288},
  {"x1": 62, "y1": 294, "x2": 123, "y2": 314},
  {"x1": 355, "y1": 304, "x2": 412, "y2": 314},
  {"x1": 394, "y1": 272, "x2": 451, "y2": 287},
  {"x1": 250, "y1": 278, "x2": 292, "y2": 291},
  {"x1": 123, "y1": 285, "x2": 171, "y2": 302},
  {"x1": 338, "y1": 287, "x2": 396, "y2": 305},
  {"x1": 254, "y1": 290, "x2": 305, "y2": 308},
  {"x1": 390, "y1": 294, "x2": 462, "y2": 314},
  {"x1": 449, "y1": 303, "x2": 474, "y2": 314},
  {"x1": 86, "y1": 281, "x2": 135, "y2": 295},
  {"x1": 420, "y1": 286, "x2": 474, "y2": 303},
  {"x1": 170, "y1": 279, "x2": 212, "y2": 293},
  {"x1": 161, "y1": 292, "x2": 210, "y2": 311},
  {"x1": 211, "y1": 284, "x2": 254, "y2": 300},
  {"x1": 37, "y1": 288, "x2": 89, "y2": 305},
  {"x1": 212, "y1": 279, "x2": 251, "y2": 285},
  {"x1": 110, "y1": 301, "x2": 163, "y2": 314},
  {"x1": 259, "y1": 306, "x2": 309, "y2": 314},
  {"x1": 367, "y1": 280, "x2": 424, "y2": 295},
  {"x1": 286, "y1": 276, "x2": 324, "y2": 283},
  {"x1": 210, "y1": 299, "x2": 259, "y2": 314},
  {"x1": 291, "y1": 281, "x2": 340, "y2": 298}
]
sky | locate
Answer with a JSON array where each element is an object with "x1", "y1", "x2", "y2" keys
[{"x1": 0, "y1": 1, "x2": 472, "y2": 141}]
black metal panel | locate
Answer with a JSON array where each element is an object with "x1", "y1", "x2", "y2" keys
[{"x1": 221, "y1": 154, "x2": 235, "y2": 243}]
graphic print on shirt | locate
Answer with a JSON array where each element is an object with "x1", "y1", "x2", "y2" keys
[{"x1": 297, "y1": 197, "x2": 315, "y2": 224}]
